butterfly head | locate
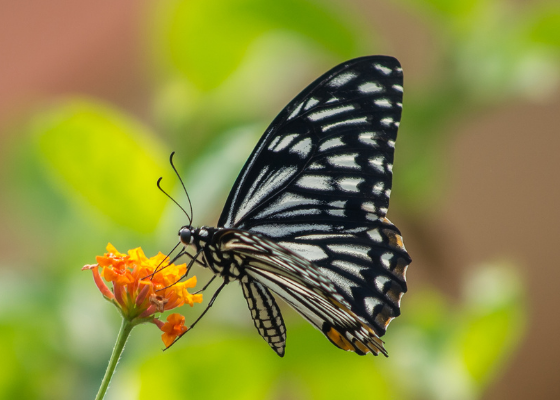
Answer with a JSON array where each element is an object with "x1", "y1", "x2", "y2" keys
[{"x1": 179, "y1": 226, "x2": 194, "y2": 246}]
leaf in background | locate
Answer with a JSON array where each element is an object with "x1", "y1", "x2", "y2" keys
[
  {"x1": 137, "y1": 322, "x2": 401, "y2": 400},
  {"x1": 149, "y1": 0, "x2": 363, "y2": 91},
  {"x1": 528, "y1": 4, "x2": 560, "y2": 47},
  {"x1": 410, "y1": 0, "x2": 484, "y2": 17},
  {"x1": 33, "y1": 99, "x2": 169, "y2": 234},
  {"x1": 459, "y1": 265, "x2": 526, "y2": 388},
  {"x1": 138, "y1": 334, "x2": 279, "y2": 400},
  {"x1": 384, "y1": 264, "x2": 526, "y2": 400}
]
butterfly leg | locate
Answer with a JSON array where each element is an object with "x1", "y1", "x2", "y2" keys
[
  {"x1": 185, "y1": 281, "x2": 227, "y2": 330},
  {"x1": 166, "y1": 280, "x2": 227, "y2": 349},
  {"x1": 193, "y1": 275, "x2": 217, "y2": 294},
  {"x1": 183, "y1": 249, "x2": 208, "y2": 269}
]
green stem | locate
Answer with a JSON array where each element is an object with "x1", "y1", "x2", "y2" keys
[{"x1": 95, "y1": 318, "x2": 135, "y2": 400}]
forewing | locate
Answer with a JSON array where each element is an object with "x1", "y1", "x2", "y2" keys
[
  {"x1": 219, "y1": 56, "x2": 403, "y2": 229},
  {"x1": 217, "y1": 56, "x2": 410, "y2": 337},
  {"x1": 241, "y1": 278, "x2": 287, "y2": 356},
  {"x1": 217, "y1": 229, "x2": 387, "y2": 356}
]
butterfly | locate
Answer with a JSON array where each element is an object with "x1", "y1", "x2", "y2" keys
[{"x1": 170, "y1": 55, "x2": 411, "y2": 357}]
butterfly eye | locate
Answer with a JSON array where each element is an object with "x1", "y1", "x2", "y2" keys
[{"x1": 179, "y1": 227, "x2": 192, "y2": 245}]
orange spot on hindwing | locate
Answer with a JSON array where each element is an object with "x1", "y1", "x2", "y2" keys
[{"x1": 326, "y1": 327, "x2": 354, "y2": 352}]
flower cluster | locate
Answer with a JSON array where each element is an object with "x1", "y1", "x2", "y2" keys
[{"x1": 83, "y1": 243, "x2": 203, "y2": 347}]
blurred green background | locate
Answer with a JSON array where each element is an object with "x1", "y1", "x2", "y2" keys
[{"x1": 1, "y1": 0, "x2": 559, "y2": 399}]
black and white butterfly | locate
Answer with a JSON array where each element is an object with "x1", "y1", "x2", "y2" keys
[{"x1": 169, "y1": 55, "x2": 411, "y2": 357}]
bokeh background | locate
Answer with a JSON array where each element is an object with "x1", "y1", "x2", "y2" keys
[{"x1": 1, "y1": 0, "x2": 559, "y2": 399}]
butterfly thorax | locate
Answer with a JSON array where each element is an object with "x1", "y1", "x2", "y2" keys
[{"x1": 180, "y1": 226, "x2": 244, "y2": 282}]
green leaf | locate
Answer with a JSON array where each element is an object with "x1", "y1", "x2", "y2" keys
[
  {"x1": 138, "y1": 322, "x2": 400, "y2": 400},
  {"x1": 151, "y1": 0, "x2": 362, "y2": 91},
  {"x1": 33, "y1": 99, "x2": 169, "y2": 233},
  {"x1": 402, "y1": 0, "x2": 484, "y2": 19},
  {"x1": 528, "y1": 5, "x2": 560, "y2": 47},
  {"x1": 138, "y1": 333, "x2": 280, "y2": 400},
  {"x1": 459, "y1": 265, "x2": 526, "y2": 387}
]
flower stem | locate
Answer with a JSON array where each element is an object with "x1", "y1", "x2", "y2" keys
[{"x1": 95, "y1": 318, "x2": 135, "y2": 400}]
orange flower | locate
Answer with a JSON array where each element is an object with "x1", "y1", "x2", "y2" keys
[
  {"x1": 83, "y1": 243, "x2": 203, "y2": 346},
  {"x1": 158, "y1": 313, "x2": 188, "y2": 347}
]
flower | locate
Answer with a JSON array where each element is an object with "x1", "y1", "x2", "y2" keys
[
  {"x1": 83, "y1": 243, "x2": 203, "y2": 347},
  {"x1": 156, "y1": 313, "x2": 188, "y2": 347}
]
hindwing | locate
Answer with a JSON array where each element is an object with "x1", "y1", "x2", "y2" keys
[
  {"x1": 240, "y1": 278, "x2": 286, "y2": 356},
  {"x1": 217, "y1": 229, "x2": 387, "y2": 355}
]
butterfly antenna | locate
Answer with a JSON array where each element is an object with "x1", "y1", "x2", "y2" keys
[
  {"x1": 157, "y1": 177, "x2": 192, "y2": 226},
  {"x1": 169, "y1": 152, "x2": 194, "y2": 226}
]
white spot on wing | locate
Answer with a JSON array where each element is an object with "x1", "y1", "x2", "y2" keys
[
  {"x1": 296, "y1": 233, "x2": 353, "y2": 241},
  {"x1": 244, "y1": 165, "x2": 269, "y2": 200},
  {"x1": 271, "y1": 134, "x2": 299, "y2": 152},
  {"x1": 359, "y1": 82, "x2": 383, "y2": 93},
  {"x1": 327, "y1": 153, "x2": 359, "y2": 169},
  {"x1": 374, "y1": 99, "x2": 392, "y2": 108},
  {"x1": 296, "y1": 175, "x2": 332, "y2": 191},
  {"x1": 374, "y1": 64, "x2": 392, "y2": 75},
  {"x1": 359, "y1": 132, "x2": 379, "y2": 147},
  {"x1": 327, "y1": 209, "x2": 345, "y2": 217},
  {"x1": 392, "y1": 84, "x2": 403, "y2": 92},
  {"x1": 253, "y1": 192, "x2": 321, "y2": 220},
  {"x1": 366, "y1": 213, "x2": 378, "y2": 222},
  {"x1": 380, "y1": 117, "x2": 394, "y2": 127},
  {"x1": 369, "y1": 156, "x2": 385, "y2": 172},
  {"x1": 328, "y1": 72, "x2": 357, "y2": 87},
  {"x1": 381, "y1": 253, "x2": 393, "y2": 268},
  {"x1": 304, "y1": 98, "x2": 320, "y2": 110},
  {"x1": 290, "y1": 137, "x2": 313, "y2": 158},
  {"x1": 234, "y1": 166, "x2": 298, "y2": 224},
  {"x1": 318, "y1": 137, "x2": 344, "y2": 151},
  {"x1": 364, "y1": 296, "x2": 382, "y2": 314},
  {"x1": 338, "y1": 177, "x2": 363, "y2": 192},
  {"x1": 288, "y1": 102, "x2": 304, "y2": 120},
  {"x1": 279, "y1": 242, "x2": 328, "y2": 261},
  {"x1": 368, "y1": 228, "x2": 383, "y2": 243},
  {"x1": 308, "y1": 162, "x2": 324, "y2": 170},
  {"x1": 346, "y1": 228, "x2": 369, "y2": 235},
  {"x1": 362, "y1": 202, "x2": 376, "y2": 213},
  {"x1": 372, "y1": 182, "x2": 385, "y2": 195},
  {"x1": 308, "y1": 105, "x2": 355, "y2": 121},
  {"x1": 331, "y1": 260, "x2": 369, "y2": 277},
  {"x1": 322, "y1": 117, "x2": 368, "y2": 132},
  {"x1": 250, "y1": 223, "x2": 331, "y2": 237},
  {"x1": 327, "y1": 244, "x2": 371, "y2": 261},
  {"x1": 275, "y1": 209, "x2": 321, "y2": 218},
  {"x1": 268, "y1": 136, "x2": 281, "y2": 150},
  {"x1": 318, "y1": 268, "x2": 356, "y2": 297}
]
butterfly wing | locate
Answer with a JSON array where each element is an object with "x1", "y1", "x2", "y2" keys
[
  {"x1": 218, "y1": 56, "x2": 410, "y2": 344},
  {"x1": 217, "y1": 229, "x2": 387, "y2": 355},
  {"x1": 240, "y1": 277, "x2": 287, "y2": 356}
]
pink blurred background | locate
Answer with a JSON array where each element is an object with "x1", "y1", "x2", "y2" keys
[{"x1": 1, "y1": 1, "x2": 558, "y2": 399}]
